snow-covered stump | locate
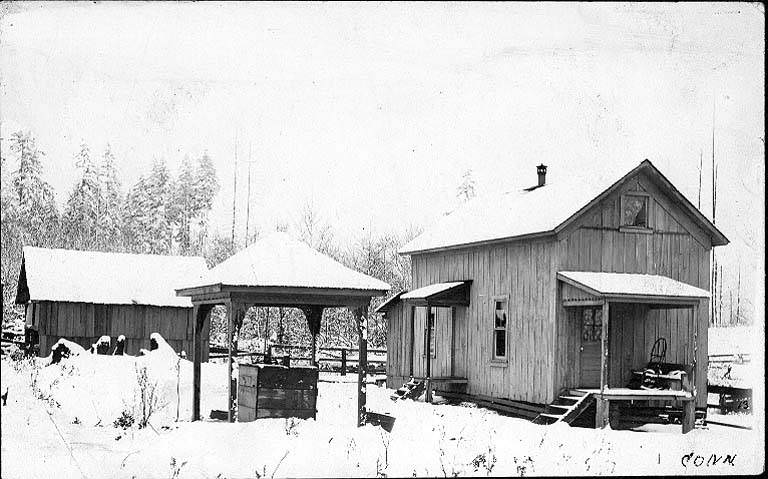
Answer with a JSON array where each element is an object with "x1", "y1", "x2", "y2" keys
[
  {"x1": 113, "y1": 335, "x2": 126, "y2": 355},
  {"x1": 50, "y1": 339, "x2": 86, "y2": 364},
  {"x1": 96, "y1": 335, "x2": 111, "y2": 355}
]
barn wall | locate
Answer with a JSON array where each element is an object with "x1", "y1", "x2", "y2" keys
[
  {"x1": 408, "y1": 238, "x2": 558, "y2": 404},
  {"x1": 35, "y1": 301, "x2": 208, "y2": 360},
  {"x1": 554, "y1": 170, "x2": 711, "y2": 407}
]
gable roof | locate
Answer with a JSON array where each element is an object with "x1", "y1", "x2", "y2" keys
[
  {"x1": 15, "y1": 247, "x2": 208, "y2": 308},
  {"x1": 399, "y1": 159, "x2": 728, "y2": 254},
  {"x1": 177, "y1": 232, "x2": 390, "y2": 293}
]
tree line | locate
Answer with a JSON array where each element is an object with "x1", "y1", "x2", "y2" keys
[{"x1": 1, "y1": 130, "x2": 418, "y2": 350}]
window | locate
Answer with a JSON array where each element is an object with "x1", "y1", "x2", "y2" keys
[
  {"x1": 581, "y1": 307, "x2": 603, "y2": 342},
  {"x1": 423, "y1": 307, "x2": 436, "y2": 358},
  {"x1": 492, "y1": 299, "x2": 508, "y2": 360},
  {"x1": 621, "y1": 193, "x2": 649, "y2": 228}
]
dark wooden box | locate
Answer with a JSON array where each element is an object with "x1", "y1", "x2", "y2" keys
[{"x1": 238, "y1": 364, "x2": 318, "y2": 421}]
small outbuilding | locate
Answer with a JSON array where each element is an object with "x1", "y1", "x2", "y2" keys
[{"x1": 14, "y1": 246, "x2": 209, "y2": 358}]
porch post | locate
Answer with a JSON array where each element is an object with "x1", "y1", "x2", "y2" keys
[
  {"x1": 425, "y1": 306, "x2": 433, "y2": 403},
  {"x1": 192, "y1": 304, "x2": 212, "y2": 421},
  {"x1": 408, "y1": 306, "x2": 415, "y2": 378},
  {"x1": 352, "y1": 304, "x2": 369, "y2": 426},
  {"x1": 596, "y1": 300, "x2": 610, "y2": 428}
]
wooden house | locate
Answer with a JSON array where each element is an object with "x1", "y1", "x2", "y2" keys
[
  {"x1": 379, "y1": 160, "x2": 727, "y2": 426},
  {"x1": 15, "y1": 246, "x2": 210, "y2": 358}
]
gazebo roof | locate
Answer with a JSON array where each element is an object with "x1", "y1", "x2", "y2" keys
[{"x1": 176, "y1": 232, "x2": 390, "y2": 305}]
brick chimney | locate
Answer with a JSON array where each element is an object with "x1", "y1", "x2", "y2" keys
[{"x1": 537, "y1": 164, "x2": 547, "y2": 187}]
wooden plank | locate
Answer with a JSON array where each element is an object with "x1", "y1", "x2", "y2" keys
[{"x1": 256, "y1": 408, "x2": 316, "y2": 419}]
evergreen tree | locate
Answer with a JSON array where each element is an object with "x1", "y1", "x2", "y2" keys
[
  {"x1": 172, "y1": 151, "x2": 219, "y2": 253},
  {"x1": 62, "y1": 142, "x2": 101, "y2": 249},
  {"x1": 96, "y1": 144, "x2": 124, "y2": 249},
  {"x1": 9, "y1": 130, "x2": 59, "y2": 247}
]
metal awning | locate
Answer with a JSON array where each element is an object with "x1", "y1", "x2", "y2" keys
[
  {"x1": 558, "y1": 271, "x2": 708, "y2": 306},
  {"x1": 399, "y1": 281, "x2": 471, "y2": 307}
]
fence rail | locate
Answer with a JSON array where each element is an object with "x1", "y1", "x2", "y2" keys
[{"x1": 208, "y1": 343, "x2": 387, "y2": 375}]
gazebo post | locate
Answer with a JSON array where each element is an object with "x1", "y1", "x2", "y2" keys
[
  {"x1": 352, "y1": 304, "x2": 369, "y2": 426},
  {"x1": 192, "y1": 304, "x2": 212, "y2": 421},
  {"x1": 192, "y1": 305, "x2": 201, "y2": 421},
  {"x1": 301, "y1": 306, "x2": 324, "y2": 367},
  {"x1": 227, "y1": 301, "x2": 246, "y2": 423}
]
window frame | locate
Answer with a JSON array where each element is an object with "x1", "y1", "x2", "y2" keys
[
  {"x1": 491, "y1": 295, "x2": 509, "y2": 365},
  {"x1": 620, "y1": 192, "x2": 652, "y2": 232}
]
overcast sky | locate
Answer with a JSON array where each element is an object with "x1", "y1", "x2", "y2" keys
[{"x1": 1, "y1": 2, "x2": 764, "y2": 303}]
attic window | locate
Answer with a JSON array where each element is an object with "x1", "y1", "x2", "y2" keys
[{"x1": 621, "y1": 193, "x2": 650, "y2": 229}]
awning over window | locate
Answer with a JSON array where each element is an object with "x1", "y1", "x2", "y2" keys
[
  {"x1": 400, "y1": 281, "x2": 471, "y2": 307},
  {"x1": 558, "y1": 271, "x2": 708, "y2": 306}
]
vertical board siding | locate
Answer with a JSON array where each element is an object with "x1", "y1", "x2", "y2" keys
[
  {"x1": 555, "y1": 172, "x2": 712, "y2": 408},
  {"x1": 35, "y1": 301, "x2": 202, "y2": 360},
  {"x1": 397, "y1": 239, "x2": 558, "y2": 405}
]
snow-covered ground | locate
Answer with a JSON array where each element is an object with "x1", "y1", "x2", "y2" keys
[{"x1": 1, "y1": 343, "x2": 764, "y2": 478}]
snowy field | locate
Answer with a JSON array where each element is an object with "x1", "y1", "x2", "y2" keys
[{"x1": 1, "y1": 341, "x2": 764, "y2": 478}]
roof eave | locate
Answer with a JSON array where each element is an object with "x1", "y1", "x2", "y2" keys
[{"x1": 399, "y1": 231, "x2": 557, "y2": 256}]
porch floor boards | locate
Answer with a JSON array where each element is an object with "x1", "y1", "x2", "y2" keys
[{"x1": 575, "y1": 388, "x2": 693, "y2": 402}]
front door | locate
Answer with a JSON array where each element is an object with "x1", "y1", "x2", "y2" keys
[{"x1": 579, "y1": 306, "x2": 604, "y2": 387}]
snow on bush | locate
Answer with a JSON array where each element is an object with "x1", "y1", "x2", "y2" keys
[
  {"x1": 26, "y1": 333, "x2": 218, "y2": 428},
  {"x1": 49, "y1": 338, "x2": 86, "y2": 364},
  {"x1": 95, "y1": 335, "x2": 111, "y2": 354}
]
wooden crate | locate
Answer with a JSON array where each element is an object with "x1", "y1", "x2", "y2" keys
[{"x1": 238, "y1": 364, "x2": 318, "y2": 421}]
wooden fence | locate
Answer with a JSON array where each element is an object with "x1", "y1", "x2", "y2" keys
[{"x1": 209, "y1": 343, "x2": 387, "y2": 375}]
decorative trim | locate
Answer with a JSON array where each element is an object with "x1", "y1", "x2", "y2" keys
[{"x1": 618, "y1": 226, "x2": 653, "y2": 234}]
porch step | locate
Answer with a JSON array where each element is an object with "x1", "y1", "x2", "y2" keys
[
  {"x1": 532, "y1": 391, "x2": 595, "y2": 425},
  {"x1": 390, "y1": 378, "x2": 426, "y2": 401}
]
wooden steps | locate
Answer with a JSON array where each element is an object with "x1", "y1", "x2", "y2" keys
[
  {"x1": 532, "y1": 390, "x2": 595, "y2": 425},
  {"x1": 390, "y1": 377, "x2": 426, "y2": 401}
]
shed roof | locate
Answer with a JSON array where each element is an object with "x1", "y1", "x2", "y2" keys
[
  {"x1": 15, "y1": 246, "x2": 208, "y2": 308},
  {"x1": 373, "y1": 292, "x2": 405, "y2": 314},
  {"x1": 400, "y1": 282, "x2": 467, "y2": 300},
  {"x1": 177, "y1": 232, "x2": 390, "y2": 294},
  {"x1": 399, "y1": 281, "x2": 471, "y2": 307},
  {"x1": 557, "y1": 271, "x2": 709, "y2": 301},
  {"x1": 399, "y1": 159, "x2": 728, "y2": 254}
]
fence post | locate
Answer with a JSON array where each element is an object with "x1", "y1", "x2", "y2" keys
[{"x1": 341, "y1": 348, "x2": 347, "y2": 376}]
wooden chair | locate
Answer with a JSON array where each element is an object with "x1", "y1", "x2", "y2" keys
[{"x1": 648, "y1": 337, "x2": 667, "y2": 373}]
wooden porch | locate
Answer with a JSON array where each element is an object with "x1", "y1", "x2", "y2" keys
[{"x1": 554, "y1": 271, "x2": 709, "y2": 433}]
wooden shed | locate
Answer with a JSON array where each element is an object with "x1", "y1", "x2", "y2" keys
[
  {"x1": 379, "y1": 160, "x2": 728, "y2": 431},
  {"x1": 14, "y1": 246, "x2": 210, "y2": 358}
]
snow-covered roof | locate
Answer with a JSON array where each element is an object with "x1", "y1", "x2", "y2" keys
[
  {"x1": 401, "y1": 282, "x2": 467, "y2": 300},
  {"x1": 16, "y1": 246, "x2": 208, "y2": 308},
  {"x1": 373, "y1": 292, "x2": 405, "y2": 314},
  {"x1": 558, "y1": 271, "x2": 709, "y2": 300},
  {"x1": 400, "y1": 160, "x2": 728, "y2": 254},
  {"x1": 179, "y1": 232, "x2": 390, "y2": 293}
]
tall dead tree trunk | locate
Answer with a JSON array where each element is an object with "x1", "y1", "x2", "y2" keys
[
  {"x1": 736, "y1": 265, "x2": 741, "y2": 325},
  {"x1": 231, "y1": 136, "x2": 238, "y2": 247}
]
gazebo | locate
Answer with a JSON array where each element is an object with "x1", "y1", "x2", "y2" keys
[{"x1": 176, "y1": 232, "x2": 390, "y2": 424}]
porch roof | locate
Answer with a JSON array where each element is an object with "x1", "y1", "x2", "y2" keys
[
  {"x1": 373, "y1": 291, "x2": 404, "y2": 314},
  {"x1": 400, "y1": 281, "x2": 471, "y2": 307},
  {"x1": 558, "y1": 271, "x2": 709, "y2": 304}
]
